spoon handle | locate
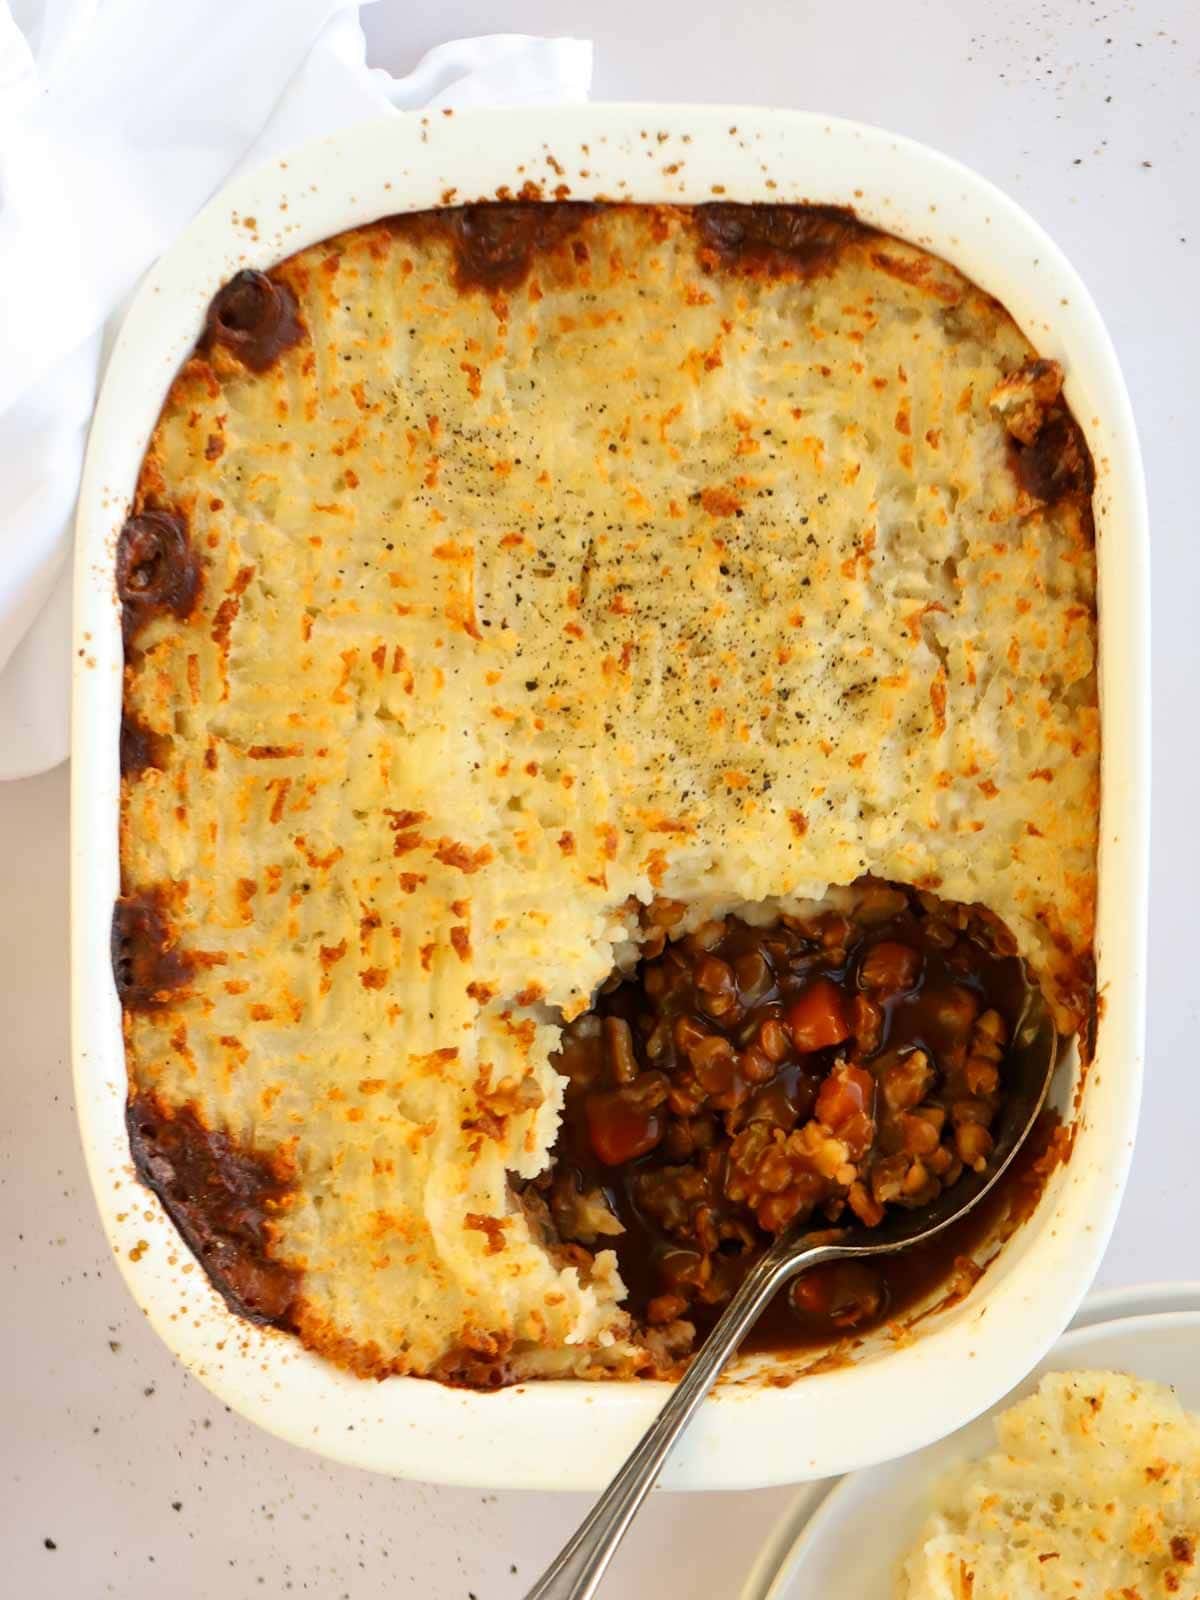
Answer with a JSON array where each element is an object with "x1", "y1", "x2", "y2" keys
[{"x1": 523, "y1": 1237, "x2": 847, "y2": 1600}]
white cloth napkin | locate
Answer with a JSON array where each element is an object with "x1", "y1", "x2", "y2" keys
[{"x1": 0, "y1": 5, "x2": 592, "y2": 780}]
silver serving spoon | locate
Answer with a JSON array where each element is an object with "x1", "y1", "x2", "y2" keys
[{"x1": 524, "y1": 992, "x2": 1058, "y2": 1600}]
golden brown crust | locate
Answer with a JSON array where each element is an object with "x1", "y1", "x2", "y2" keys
[
  {"x1": 117, "y1": 202, "x2": 1099, "y2": 1382},
  {"x1": 898, "y1": 1371, "x2": 1200, "y2": 1595}
]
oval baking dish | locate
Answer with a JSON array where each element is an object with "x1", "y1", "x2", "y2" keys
[{"x1": 71, "y1": 104, "x2": 1148, "y2": 1490}]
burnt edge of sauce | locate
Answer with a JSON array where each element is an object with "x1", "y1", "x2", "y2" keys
[
  {"x1": 115, "y1": 509, "x2": 199, "y2": 645},
  {"x1": 112, "y1": 207, "x2": 1095, "y2": 1384},
  {"x1": 119, "y1": 713, "x2": 171, "y2": 779},
  {"x1": 200, "y1": 269, "x2": 305, "y2": 373},
  {"x1": 1013, "y1": 404, "x2": 1095, "y2": 509},
  {"x1": 126, "y1": 1092, "x2": 299, "y2": 1328},
  {"x1": 695, "y1": 202, "x2": 873, "y2": 279},
  {"x1": 994, "y1": 358, "x2": 1096, "y2": 514},
  {"x1": 111, "y1": 890, "x2": 192, "y2": 1011},
  {"x1": 387, "y1": 202, "x2": 597, "y2": 295},
  {"x1": 1070, "y1": 952, "x2": 1099, "y2": 1065}
]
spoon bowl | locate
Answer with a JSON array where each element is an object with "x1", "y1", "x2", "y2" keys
[{"x1": 828, "y1": 984, "x2": 1058, "y2": 1257}]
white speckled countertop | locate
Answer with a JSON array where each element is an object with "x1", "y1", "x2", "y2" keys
[{"x1": 2, "y1": 2, "x2": 1195, "y2": 1595}]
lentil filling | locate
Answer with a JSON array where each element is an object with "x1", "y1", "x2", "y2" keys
[{"x1": 531, "y1": 879, "x2": 1031, "y2": 1356}]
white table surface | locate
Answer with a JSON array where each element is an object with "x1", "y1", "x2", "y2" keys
[{"x1": 2, "y1": 2, "x2": 1196, "y2": 1595}]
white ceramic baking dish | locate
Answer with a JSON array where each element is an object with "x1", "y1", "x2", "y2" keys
[{"x1": 71, "y1": 104, "x2": 1148, "y2": 1491}]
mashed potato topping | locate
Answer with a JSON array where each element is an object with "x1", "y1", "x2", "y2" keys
[
  {"x1": 898, "y1": 1371, "x2": 1200, "y2": 1599},
  {"x1": 116, "y1": 203, "x2": 1098, "y2": 1380}
]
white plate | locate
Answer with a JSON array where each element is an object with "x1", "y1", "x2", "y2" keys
[
  {"x1": 736, "y1": 1282, "x2": 1192, "y2": 1600},
  {"x1": 72, "y1": 104, "x2": 1149, "y2": 1489},
  {"x1": 1073, "y1": 1281, "x2": 1200, "y2": 1328},
  {"x1": 753, "y1": 1287, "x2": 1200, "y2": 1598}
]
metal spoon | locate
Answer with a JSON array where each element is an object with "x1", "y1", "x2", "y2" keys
[{"x1": 524, "y1": 991, "x2": 1058, "y2": 1600}]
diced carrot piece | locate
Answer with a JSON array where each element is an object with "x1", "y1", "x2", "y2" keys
[
  {"x1": 585, "y1": 1090, "x2": 662, "y2": 1166},
  {"x1": 815, "y1": 1065, "x2": 876, "y2": 1158},
  {"x1": 786, "y1": 978, "x2": 851, "y2": 1052}
]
